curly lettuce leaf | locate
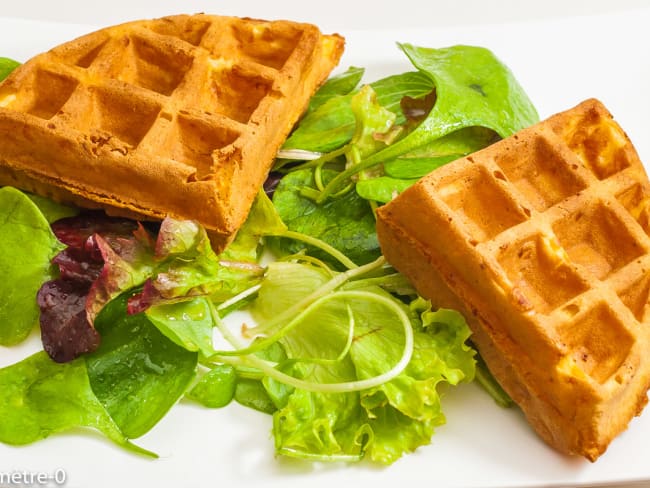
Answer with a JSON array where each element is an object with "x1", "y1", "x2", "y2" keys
[
  {"x1": 250, "y1": 261, "x2": 476, "y2": 464},
  {"x1": 38, "y1": 214, "x2": 155, "y2": 361},
  {"x1": 0, "y1": 351, "x2": 153, "y2": 456},
  {"x1": 0, "y1": 187, "x2": 64, "y2": 345},
  {"x1": 348, "y1": 84, "x2": 399, "y2": 160},
  {"x1": 127, "y1": 217, "x2": 263, "y2": 314}
]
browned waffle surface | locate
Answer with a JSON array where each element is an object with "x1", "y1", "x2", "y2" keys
[
  {"x1": 377, "y1": 99, "x2": 650, "y2": 461},
  {"x1": 0, "y1": 14, "x2": 344, "y2": 249}
]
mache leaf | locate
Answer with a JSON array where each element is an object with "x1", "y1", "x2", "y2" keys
[
  {"x1": 0, "y1": 351, "x2": 153, "y2": 456},
  {"x1": 86, "y1": 293, "x2": 198, "y2": 439},
  {"x1": 0, "y1": 187, "x2": 64, "y2": 345},
  {"x1": 187, "y1": 364, "x2": 237, "y2": 408},
  {"x1": 146, "y1": 297, "x2": 215, "y2": 357}
]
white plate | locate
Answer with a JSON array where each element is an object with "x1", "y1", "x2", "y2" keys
[{"x1": 1, "y1": 9, "x2": 650, "y2": 488}]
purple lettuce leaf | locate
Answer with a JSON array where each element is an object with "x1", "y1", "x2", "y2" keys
[
  {"x1": 38, "y1": 214, "x2": 156, "y2": 363},
  {"x1": 37, "y1": 280, "x2": 101, "y2": 363}
]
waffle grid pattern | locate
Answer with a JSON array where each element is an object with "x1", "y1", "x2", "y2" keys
[
  {"x1": 377, "y1": 99, "x2": 650, "y2": 460},
  {"x1": 6, "y1": 16, "x2": 309, "y2": 162},
  {"x1": 0, "y1": 14, "x2": 343, "y2": 248}
]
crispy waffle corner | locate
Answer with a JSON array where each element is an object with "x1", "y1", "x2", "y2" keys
[
  {"x1": 377, "y1": 98, "x2": 650, "y2": 461},
  {"x1": 0, "y1": 14, "x2": 344, "y2": 250}
]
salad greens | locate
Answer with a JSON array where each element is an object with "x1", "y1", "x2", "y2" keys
[
  {"x1": 0, "y1": 42, "x2": 532, "y2": 464},
  {"x1": 0, "y1": 187, "x2": 64, "y2": 345},
  {"x1": 87, "y1": 293, "x2": 198, "y2": 439},
  {"x1": 0, "y1": 351, "x2": 154, "y2": 457},
  {"x1": 273, "y1": 43, "x2": 537, "y2": 258},
  {"x1": 245, "y1": 260, "x2": 475, "y2": 463},
  {"x1": 0, "y1": 57, "x2": 19, "y2": 82}
]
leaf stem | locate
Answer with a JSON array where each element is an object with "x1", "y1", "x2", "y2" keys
[
  {"x1": 284, "y1": 145, "x2": 349, "y2": 173},
  {"x1": 244, "y1": 255, "x2": 385, "y2": 337},
  {"x1": 210, "y1": 290, "x2": 413, "y2": 393},
  {"x1": 216, "y1": 284, "x2": 262, "y2": 312},
  {"x1": 271, "y1": 230, "x2": 358, "y2": 270}
]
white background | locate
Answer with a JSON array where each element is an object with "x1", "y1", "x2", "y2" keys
[
  {"x1": 2, "y1": 1, "x2": 650, "y2": 488},
  {"x1": 2, "y1": 0, "x2": 650, "y2": 30}
]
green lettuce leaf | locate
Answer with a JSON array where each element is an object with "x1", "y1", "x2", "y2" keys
[
  {"x1": 355, "y1": 176, "x2": 418, "y2": 204},
  {"x1": 270, "y1": 169, "x2": 379, "y2": 266},
  {"x1": 0, "y1": 351, "x2": 153, "y2": 456},
  {"x1": 382, "y1": 126, "x2": 498, "y2": 178},
  {"x1": 0, "y1": 187, "x2": 64, "y2": 345},
  {"x1": 283, "y1": 71, "x2": 433, "y2": 153},
  {"x1": 354, "y1": 44, "x2": 538, "y2": 169},
  {"x1": 25, "y1": 193, "x2": 79, "y2": 223},
  {"x1": 250, "y1": 261, "x2": 476, "y2": 464},
  {"x1": 307, "y1": 66, "x2": 364, "y2": 113},
  {"x1": 146, "y1": 298, "x2": 215, "y2": 357},
  {"x1": 86, "y1": 293, "x2": 198, "y2": 439},
  {"x1": 187, "y1": 364, "x2": 237, "y2": 408},
  {"x1": 219, "y1": 190, "x2": 287, "y2": 263},
  {"x1": 0, "y1": 57, "x2": 19, "y2": 81}
]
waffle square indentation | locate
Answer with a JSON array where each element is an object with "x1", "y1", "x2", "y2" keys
[
  {"x1": 552, "y1": 202, "x2": 645, "y2": 280},
  {"x1": 497, "y1": 233, "x2": 588, "y2": 314},
  {"x1": 616, "y1": 182, "x2": 650, "y2": 235},
  {"x1": 208, "y1": 64, "x2": 272, "y2": 123},
  {"x1": 435, "y1": 163, "x2": 528, "y2": 243},
  {"x1": 91, "y1": 86, "x2": 161, "y2": 147},
  {"x1": 618, "y1": 273, "x2": 650, "y2": 323},
  {"x1": 565, "y1": 111, "x2": 631, "y2": 180},
  {"x1": 121, "y1": 35, "x2": 194, "y2": 96},
  {"x1": 494, "y1": 135, "x2": 587, "y2": 211},
  {"x1": 24, "y1": 69, "x2": 79, "y2": 120},
  {"x1": 230, "y1": 21, "x2": 303, "y2": 70},
  {"x1": 556, "y1": 303, "x2": 633, "y2": 384},
  {"x1": 168, "y1": 114, "x2": 240, "y2": 180},
  {"x1": 147, "y1": 17, "x2": 211, "y2": 46}
]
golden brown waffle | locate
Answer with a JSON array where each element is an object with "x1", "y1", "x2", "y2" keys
[
  {"x1": 0, "y1": 14, "x2": 344, "y2": 249},
  {"x1": 377, "y1": 99, "x2": 650, "y2": 461}
]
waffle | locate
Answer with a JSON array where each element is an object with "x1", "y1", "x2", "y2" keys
[
  {"x1": 0, "y1": 14, "x2": 344, "y2": 250},
  {"x1": 376, "y1": 98, "x2": 650, "y2": 461}
]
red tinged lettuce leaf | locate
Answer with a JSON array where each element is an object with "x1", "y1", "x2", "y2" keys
[
  {"x1": 84, "y1": 232, "x2": 156, "y2": 323},
  {"x1": 51, "y1": 212, "x2": 140, "y2": 248},
  {"x1": 40, "y1": 212, "x2": 263, "y2": 362},
  {"x1": 38, "y1": 213, "x2": 156, "y2": 363},
  {"x1": 36, "y1": 280, "x2": 100, "y2": 363},
  {"x1": 127, "y1": 218, "x2": 263, "y2": 314}
]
